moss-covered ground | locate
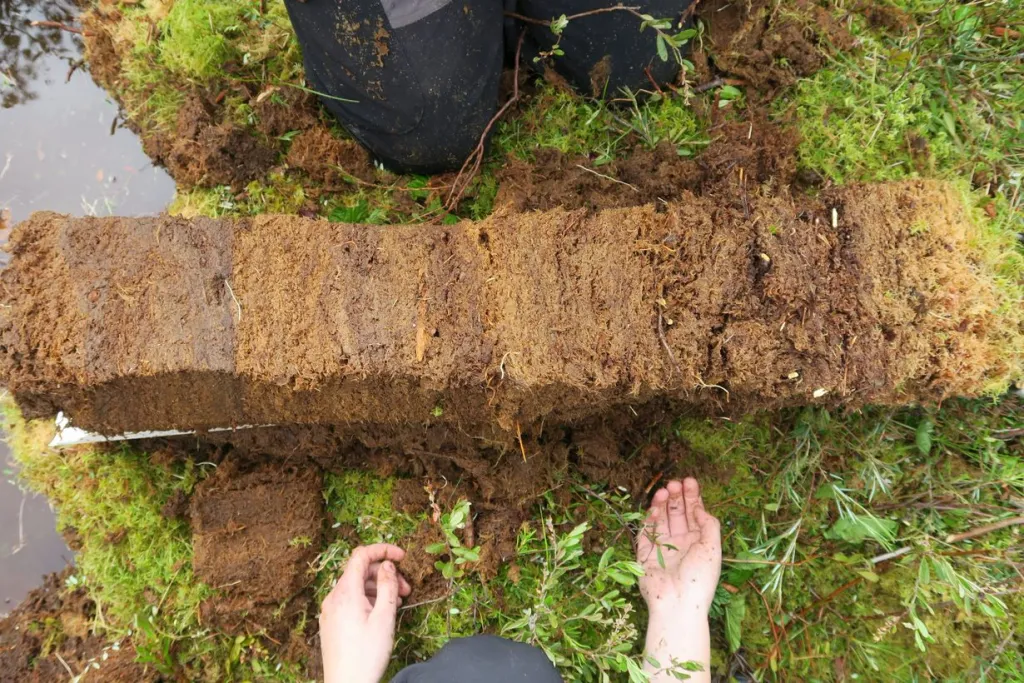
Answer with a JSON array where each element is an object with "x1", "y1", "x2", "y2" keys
[{"x1": 4, "y1": 0, "x2": 1023, "y2": 680}]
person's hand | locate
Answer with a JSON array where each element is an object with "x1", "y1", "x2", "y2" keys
[
  {"x1": 636, "y1": 478, "x2": 722, "y2": 616},
  {"x1": 319, "y1": 544, "x2": 413, "y2": 683}
]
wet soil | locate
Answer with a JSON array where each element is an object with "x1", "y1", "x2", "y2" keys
[
  {"x1": 0, "y1": 570, "x2": 157, "y2": 682},
  {"x1": 2, "y1": 173, "x2": 1008, "y2": 436},
  {"x1": 285, "y1": 126, "x2": 375, "y2": 186},
  {"x1": 495, "y1": 118, "x2": 799, "y2": 212},
  {"x1": 701, "y1": 0, "x2": 854, "y2": 90},
  {"x1": 189, "y1": 459, "x2": 323, "y2": 639},
  {"x1": 155, "y1": 394, "x2": 723, "y2": 604}
]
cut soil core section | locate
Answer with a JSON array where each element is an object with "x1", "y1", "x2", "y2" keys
[
  {"x1": 190, "y1": 459, "x2": 324, "y2": 638},
  {"x1": 0, "y1": 181, "x2": 1010, "y2": 436}
]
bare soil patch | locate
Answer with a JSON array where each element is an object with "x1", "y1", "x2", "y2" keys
[
  {"x1": 0, "y1": 570, "x2": 156, "y2": 682},
  {"x1": 190, "y1": 459, "x2": 324, "y2": 639},
  {"x1": 75, "y1": 0, "x2": 853, "y2": 194},
  {"x1": 495, "y1": 118, "x2": 799, "y2": 211},
  {"x1": 701, "y1": 0, "x2": 854, "y2": 90}
]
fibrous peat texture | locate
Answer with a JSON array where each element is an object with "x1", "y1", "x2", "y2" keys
[{"x1": 0, "y1": 180, "x2": 1011, "y2": 435}]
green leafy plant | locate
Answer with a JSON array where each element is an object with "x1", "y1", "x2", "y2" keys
[{"x1": 427, "y1": 500, "x2": 481, "y2": 580}]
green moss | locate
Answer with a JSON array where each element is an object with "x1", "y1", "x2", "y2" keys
[
  {"x1": 684, "y1": 401, "x2": 1024, "y2": 680},
  {"x1": 313, "y1": 471, "x2": 422, "y2": 603},
  {"x1": 158, "y1": 0, "x2": 245, "y2": 78},
  {"x1": 787, "y1": 0, "x2": 1023, "y2": 191},
  {"x1": 494, "y1": 84, "x2": 708, "y2": 163},
  {"x1": 1, "y1": 399, "x2": 211, "y2": 675},
  {"x1": 169, "y1": 172, "x2": 307, "y2": 218}
]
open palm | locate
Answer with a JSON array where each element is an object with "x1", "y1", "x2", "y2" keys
[{"x1": 636, "y1": 478, "x2": 722, "y2": 613}]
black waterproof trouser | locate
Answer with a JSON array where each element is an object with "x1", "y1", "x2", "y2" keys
[
  {"x1": 391, "y1": 635, "x2": 563, "y2": 682},
  {"x1": 284, "y1": 0, "x2": 694, "y2": 173}
]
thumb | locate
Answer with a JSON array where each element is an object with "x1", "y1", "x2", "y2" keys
[{"x1": 369, "y1": 560, "x2": 400, "y2": 632}]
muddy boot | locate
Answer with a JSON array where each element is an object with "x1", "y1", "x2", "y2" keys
[{"x1": 284, "y1": 0, "x2": 504, "y2": 174}]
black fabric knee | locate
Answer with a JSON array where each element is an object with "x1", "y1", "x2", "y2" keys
[
  {"x1": 516, "y1": 0, "x2": 696, "y2": 97},
  {"x1": 391, "y1": 635, "x2": 563, "y2": 683},
  {"x1": 284, "y1": 0, "x2": 504, "y2": 174}
]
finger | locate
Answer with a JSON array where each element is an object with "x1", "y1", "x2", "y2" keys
[
  {"x1": 369, "y1": 560, "x2": 400, "y2": 634},
  {"x1": 697, "y1": 509, "x2": 722, "y2": 549},
  {"x1": 366, "y1": 573, "x2": 412, "y2": 597},
  {"x1": 341, "y1": 544, "x2": 406, "y2": 590},
  {"x1": 638, "y1": 488, "x2": 670, "y2": 560},
  {"x1": 683, "y1": 477, "x2": 702, "y2": 531},
  {"x1": 368, "y1": 597, "x2": 404, "y2": 609},
  {"x1": 667, "y1": 480, "x2": 688, "y2": 537}
]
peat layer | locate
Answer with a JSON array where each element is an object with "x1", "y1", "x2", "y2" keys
[{"x1": 0, "y1": 180, "x2": 1009, "y2": 436}]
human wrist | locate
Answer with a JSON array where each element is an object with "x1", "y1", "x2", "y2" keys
[
  {"x1": 645, "y1": 596, "x2": 711, "y2": 621},
  {"x1": 328, "y1": 664, "x2": 381, "y2": 683}
]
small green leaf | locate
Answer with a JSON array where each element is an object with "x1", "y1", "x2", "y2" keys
[
  {"x1": 567, "y1": 522, "x2": 589, "y2": 539},
  {"x1": 656, "y1": 34, "x2": 669, "y2": 62},
  {"x1": 425, "y1": 542, "x2": 447, "y2": 554},
  {"x1": 625, "y1": 657, "x2": 647, "y2": 683},
  {"x1": 725, "y1": 594, "x2": 746, "y2": 652},
  {"x1": 915, "y1": 419, "x2": 934, "y2": 455},
  {"x1": 606, "y1": 569, "x2": 636, "y2": 586},
  {"x1": 719, "y1": 85, "x2": 743, "y2": 100},
  {"x1": 827, "y1": 514, "x2": 898, "y2": 546},
  {"x1": 856, "y1": 569, "x2": 880, "y2": 583},
  {"x1": 454, "y1": 546, "x2": 480, "y2": 562},
  {"x1": 657, "y1": 545, "x2": 666, "y2": 569},
  {"x1": 918, "y1": 556, "x2": 931, "y2": 586}
]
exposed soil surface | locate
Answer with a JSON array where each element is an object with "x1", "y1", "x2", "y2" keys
[
  {"x1": 495, "y1": 118, "x2": 799, "y2": 212},
  {"x1": 702, "y1": 0, "x2": 854, "y2": 90},
  {"x1": 0, "y1": 570, "x2": 158, "y2": 682},
  {"x1": 190, "y1": 459, "x2": 323, "y2": 639},
  {"x1": 139, "y1": 393, "x2": 699, "y2": 600},
  {"x1": 286, "y1": 126, "x2": 375, "y2": 185}
]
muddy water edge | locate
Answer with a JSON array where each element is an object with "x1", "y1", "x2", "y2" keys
[{"x1": 1, "y1": 0, "x2": 175, "y2": 607}]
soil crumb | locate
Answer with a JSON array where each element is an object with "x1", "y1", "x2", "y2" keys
[
  {"x1": 149, "y1": 399, "x2": 704, "y2": 599},
  {"x1": 0, "y1": 570, "x2": 157, "y2": 682},
  {"x1": 855, "y1": 1, "x2": 913, "y2": 31},
  {"x1": 495, "y1": 118, "x2": 798, "y2": 212},
  {"x1": 190, "y1": 459, "x2": 324, "y2": 639},
  {"x1": 286, "y1": 127, "x2": 375, "y2": 185},
  {"x1": 702, "y1": 0, "x2": 854, "y2": 89},
  {"x1": 254, "y1": 87, "x2": 321, "y2": 139},
  {"x1": 164, "y1": 92, "x2": 280, "y2": 189}
]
